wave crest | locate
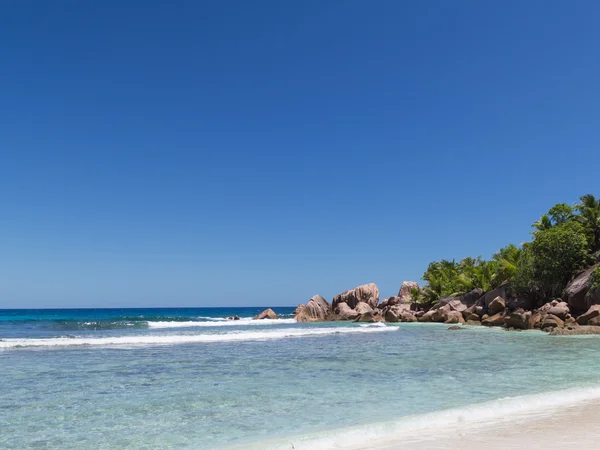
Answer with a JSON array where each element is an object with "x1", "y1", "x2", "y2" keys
[{"x1": 0, "y1": 325, "x2": 397, "y2": 349}]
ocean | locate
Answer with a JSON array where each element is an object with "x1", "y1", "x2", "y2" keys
[{"x1": 2, "y1": 307, "x2": 600, "y2": 449}]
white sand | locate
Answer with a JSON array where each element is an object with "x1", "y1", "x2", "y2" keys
[{"x1": 354, "y1": 400, "x2": 600, "y2": 450}]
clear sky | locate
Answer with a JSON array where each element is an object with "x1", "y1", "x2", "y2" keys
[{"x1": 1, "y1": 1, "x2": 600, "y2": 308}]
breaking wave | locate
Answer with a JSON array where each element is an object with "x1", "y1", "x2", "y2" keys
[{"x1": 0, "y1": 325, "x2": 397, "y2": 349}]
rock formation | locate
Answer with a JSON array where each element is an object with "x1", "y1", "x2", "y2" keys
[
  {"x1": 397, "y1": 281, "x2": 420, "y2": 304},
  {"x1": 332, "y1": 283, "x2": 380, "y2": 310},
  {"x1": 254, "y1": 308, "x2": 278, "y2": 320},
  {"x1": 565, "y1": 266, "x2": 600, "y2": 312},
  {"x1": 295, "y1": 295, "x2": 331, "y2": 322}
]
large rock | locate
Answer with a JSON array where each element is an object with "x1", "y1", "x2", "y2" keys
[
  {"x1": 435, "y1": 297, "x2": 468, "y2": 313},
  {"x1": 589, "y1": 286, "x2": 600, "y2": 309},
  {"x1": 401, "y1": 313, "x2": 417, "y2": 322},
  {"x1": 529, "y1": 311, "x2": 543, "y2": 329},
  {"x1": 541, "y1": 314, "x2": 565, "y2": 330},
  {"x1": 419, "y1": 309, "x2": 436, "y2": 322},
  {"x1": 419, "y1": 297, "x2": 469, "y2": 323},
  {"x1": 482, "y1": 285, "x2": 511, "y2": 310},
  {"x1": 538, "y1": 300, "x2": 570, "y2": 320},
  {"x1": 355, "y1": 311, "x2": 383, "y2": 323},
  {"x1": 565, "y1": 266, "x2": 599, "y2": 312},
  {"x1": 462, "y1": 304, "x2": 485, "y2": 319},
  {"x1": 254, "y1": 308, "x2": 278, "y2": 320},
  {"x1": 506, "y1": 297, "x2": 536, "y2": 312},
  {"x1": 482, "y1": 312, "x2": 505, "y2": 326},
  {"x1": 355, "y1": 303, "x2": 374, "y2": 315},
  {"x1": 384, "y1": 308, "x2": 400, "y2": 322},
  {"x1": 378, "y1": 297, "x2": 397, "y2": 310},
  {"x1": 295, "y1": 295, "x2": 331, "y2": 322},
  {"x1": 504, "y1": 309, "x2": 531, "y2": 330},
  {"x1": 466, "y1": 318, "x2": 481, "y2": 326},
  {"x1": 487, "y1": 296, "x2": 506, "y2": 314},
  {"x1": 332, "y1": 283, "x2": 380, "y2": 310},
  {"x1": 397, "y1": 281, "x2": 420, "y2": 303},
  {"x1": 334, "y1": 302, "x2": 359, "y2": 320},
  {"x1": 547, "y1": 303, "x2": 570, "y2": 320},
  {"x1": 576, "y1": 305, "x2": 600, "y2": 325},
  {"x1": 461, "y1": 288, "x2": 484, "y2": 307},
  {"x1": 443, "y1": 310, "x2": 465, "y2": 324}
]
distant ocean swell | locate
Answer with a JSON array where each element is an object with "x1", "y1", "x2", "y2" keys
[
  {"x1": 0, "y1": 324, "x2": 398, "y2": 349},
  {"x1": 43, "y1": 317, "x2": 297, "y2": 331}
]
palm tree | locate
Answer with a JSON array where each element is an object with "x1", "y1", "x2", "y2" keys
[
  {"x1": 492, "y1": 244, "x2": 522, "y2": 286},
  {"x1": 575, "y1": 194, "x2": 600, "y2": 252},
  {"x1": 532, "y1": 214, "x2": 553, "y2": 232}
]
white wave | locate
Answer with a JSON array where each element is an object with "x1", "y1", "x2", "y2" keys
[
  {"x1": 253, "y1": 385, "x2": 600, "y2": 450},
  {"x1": 0, "y1": 325, "x2": 397, "y2": 349},
  {"x1": 359, "y1": 322, "x2": 388, "y2": 328},
  {"x1": 147, "y1": 318, "x2": 297, "y2": 328}
]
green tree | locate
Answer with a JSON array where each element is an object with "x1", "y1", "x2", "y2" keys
[
  {"x1": 522, "y1": 222, "x2": 589, "y2": 298},
  {"x1": 575, "y1": 194, "x2": 600, "y2": 252},
  {"x1": 548, "y1": 203, "x2": 574, "y2": 226},
  {"x1": 532, "y1": 214, "x2": 553, "y2": 232},
  {"x1": 532, "y1": 204, "x2": 575, "y2": 234},
  {"x1": 492, "y1": 244, "x2": 522, "y2": 286}
]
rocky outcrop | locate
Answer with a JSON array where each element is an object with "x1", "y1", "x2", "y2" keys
[
  {"x1": 506, "y1": 297, "x2": 536, "y2": 312},
  {"x1": 378, "y1": 296, "x2": 400, "y2": 310},
  {"x1": 504, "y1": 309, "x2": 531, "y2": 330},
  {"x1": 488, "y1": 296, "x2": 506, "y2": 314},
  {"x1": 529, "y1": 311, "x2": 542, "y2": 329},
  {"x1": 332, "y1": 283, "x2": 380, "y2": 310},
  {"x1": 461, "y1": 288, "x2": 484, "y2": 307},
  {"x1": 295, "y1": 295, "x2": 331, "y2": 322},
  {"x1": 482, "y1": 284, "x2": 510, "y2": 310},
  {"x1": 355, "y1": 303, "x2": 374, "y2": 315},
  {"x1": 538, "y1": 300, "x2": 570, "y2": 320},
  {"x1": 334, "y1": 302, "x2": 359, "y2": 320},
  {"x1": 355, "y1": 311, "x2": 383, "y2": 323},
  {"x1": 443, "y1": 310, "x2": 465, "y2": 324},
  {"x1": 576, "y1": 305, "x2": 600, "y2": 325},
  {"x1": 482, "y1": 312, "x2": 506, "y2": 326},
  {"x1": 419, "y1": 309, "x2": 435, "y2": 322},
  {"x1": 254, "y1": 308, "x2": 278, "y2": 320},
  {"x1": 397, "y1": 281, "x2": 420, "y2": 303},
  {"x1": 541, "y1": 314, "x2": 564, "y2": 330},
  {"x1": 565, "y1": 266, "x2": 599, "y2": 312},
  {"x1": 384, "y1": 308, "x2": 400, "y2": 322},
  {"x1": 588, "y1": 316, "x2": 600, "y2": 325}
]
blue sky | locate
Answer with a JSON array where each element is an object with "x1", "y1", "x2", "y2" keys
[{"x1": 1, "y1": 1, "x2": 600, "y2": 308}]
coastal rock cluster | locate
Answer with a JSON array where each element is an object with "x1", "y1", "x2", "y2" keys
[{"x1": 292, "y1": 270, "x2": 600, "y2": 335}]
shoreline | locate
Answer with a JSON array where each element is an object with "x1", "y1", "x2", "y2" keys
[
  {"x1": 357, "y1": 399, "x2": 600, "y2": 450},
  {"x1": 242, "y1": 385, "x2": 600, "y2": 450}
]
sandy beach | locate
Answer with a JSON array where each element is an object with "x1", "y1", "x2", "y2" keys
[{"x1": 352, "y1": 400, "x2": 600, "y2": 450}]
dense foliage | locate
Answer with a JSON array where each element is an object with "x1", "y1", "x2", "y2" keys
[
  {"x1": 421, "y1": 194, "x2": 598, "y2": 303},
  {"x1": 590, "y1": 268, "x2": 600, "y2": 293}
]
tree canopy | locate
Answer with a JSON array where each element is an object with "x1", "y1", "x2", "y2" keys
[{"x1": 421, "y1": 194, "x2": 598, "y2": 303}]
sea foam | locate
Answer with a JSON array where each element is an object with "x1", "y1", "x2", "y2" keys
[
  {"x1": 0, "y1": 325, "x2": 397, "y2": 349},
  {"x1": 146, "y1": 318, "x2": 297, "y2": 328}
]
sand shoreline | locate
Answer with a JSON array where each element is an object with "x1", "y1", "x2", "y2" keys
[{"x1": 349, "y1": 399, "x2": 600, "y2": 450}]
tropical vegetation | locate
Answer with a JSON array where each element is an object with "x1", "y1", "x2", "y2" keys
[{"x1": 420, "y1": 194, "x2": 599, "y2": 305}]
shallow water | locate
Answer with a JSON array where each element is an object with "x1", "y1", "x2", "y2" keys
[{"x1": 2, "y1": 308, "x2": 600, "y2": 448}]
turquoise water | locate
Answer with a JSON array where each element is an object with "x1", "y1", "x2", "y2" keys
[{"x1": 2, "y1": 308, "x2": 600, "y2": 448}]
